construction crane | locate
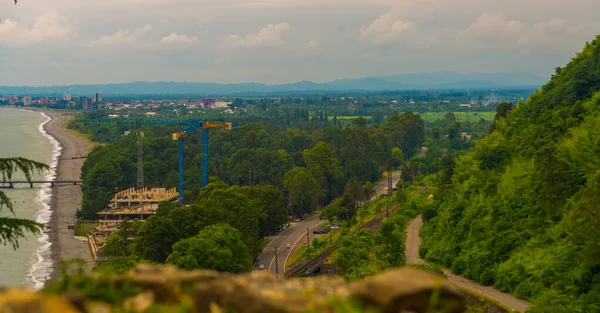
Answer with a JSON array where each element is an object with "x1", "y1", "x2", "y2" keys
[
  {"x1": 137, "y1": 132, "x2": 144, "y2": 189},
  {"x1": 88, "y1": 118, "x2": 231, "y2": 203}
]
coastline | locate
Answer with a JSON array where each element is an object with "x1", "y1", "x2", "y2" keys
[{"x1": 38, "y1": 110, "x2": 96, "y2": 282}]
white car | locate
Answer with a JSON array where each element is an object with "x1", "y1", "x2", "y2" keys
[{"x1": 286, "y1": 243, "x2": 291, "y2": 249}]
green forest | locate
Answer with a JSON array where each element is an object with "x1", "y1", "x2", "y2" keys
[
  {"x1": 70, "y1": 95, "x2": 488, "y2": 275},
  {"x1": 420, "y1": 35, "x2": 600, "y2": 312}
]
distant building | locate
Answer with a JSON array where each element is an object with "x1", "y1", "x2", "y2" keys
[
  {"x1": 38, "y1": 98, "x2": 48, "y2": 105},
  {"x1": 214, "y1": 101, "x2": 231, "y2": 109},
  {"x1": 64, "y1": 94, "x2": 72, "y2": 101},
  {"x1": 201, "y1": 98, "x2": 217, "y2": 105},
  {"x1": 82, "y1": 97, "x2": 93, "y2": 110},
  {"x1": 93, "y1": 92, "x2": 103, "y2": 103},
  {"x1": 22, "y1": 95, "x2": 32, "y2": 106}
]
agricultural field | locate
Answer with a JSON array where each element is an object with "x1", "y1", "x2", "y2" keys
[{"x1": 418, "y1": 111, "x2": 497, "y2": 122}]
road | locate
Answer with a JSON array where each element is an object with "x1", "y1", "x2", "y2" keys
[
  {"x1": 370, "y1": 170, "x2": 401, "y2": 200},
  {"x1": 255, "y1": 170, "x2": 401, "y2": 275},
  {"x1": 255, "y1": 215, "x2": 325, "y2": 275},
  {"x1": 405, "y1": 215, "x2": 532, "y2": 312}
]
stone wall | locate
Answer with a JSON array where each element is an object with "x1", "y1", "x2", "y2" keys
[{"x1": 0, "y1": 265, "x2": 468, "y2": 313}]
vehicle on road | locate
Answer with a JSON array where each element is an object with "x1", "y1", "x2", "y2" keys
[
  {"x1": 313, "y1": 228, "x2": 330, "y2": 234},
  {"x1": 258, "y1": 264, "x2": 265, "y2": 270},
  {"x1": 286, "y1": 243, "x2": 291, "y2": 249}
]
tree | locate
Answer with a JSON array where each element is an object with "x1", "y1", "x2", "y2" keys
[
  {"x1": 132, "y1": 215, "x2": 179, "y2": 263},
  {"x1": 193, "y1": 184, "x2": 263, "y2": 253},
  {"x1": 376, "y1": 216, "x2": 407, "y2": 268},
  {"x1": 371, "y1": 111, "x2": 385, "y2": 125},
  {"x1": 351, "y1": 117, "x2": 367, "y2": 127},
  {"x1": 363, "y1": 181, "x2": 375, "y2": 201},
  {"x1": 166, "y1": 224, "x2": 252, "y2": 272},
  {"x1": 0, "y1": 157, "x2": 49, "y2": 249},
  {"x1": 240, "y1": 185, "x2": 287, "y2": 236},
  {"x1": 101, "y1": 218, "x2": 142, "y2": 257},
  {"x1": 302, "y1": 142, "x2": 344, "y2": 203},
  {"x1": 391, "y1": 147, "x2": 404, "y2": 167},
  {"x1": 283, "y1": 167, "x2": 321, "y2": 216},
  {"x1": 335, "y1": 229, "x2": 374, "y2": 280},
  {"x1": 444, "y1": 112, "x2": 457, "y2": 122},
  {"x1": 490, "y1": 102, "x2": 514, "y2": 133}
]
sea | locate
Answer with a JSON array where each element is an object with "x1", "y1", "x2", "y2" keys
[{"x1": 0, "y1": 108, "x2": 60, "y2": 289}]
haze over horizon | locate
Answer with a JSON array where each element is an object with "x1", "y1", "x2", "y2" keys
[{"x1": 1, "y1": 0, "x2": 599, "y2": 86}]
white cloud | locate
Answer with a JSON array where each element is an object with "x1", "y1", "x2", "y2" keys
[
  {"x1": 160, "y1": 32, "x2": 198, "y2": 45},
  {"x1": 220, "y1": 22, "x2": 291, "y2": 48},
  {"x1": 308, "y1": 39, "x2": 321, "y2": 49},
  {"x1": 455, "y1": 13, "x2": 587, "y2": 52},
  {"x1": 0, "y1": 13, "x2": 72, "y2": 46},
  {"x1": 87, "y1": 24, "x2": 152, "y2": 47},
  {"x1": 359, "y1": 12, "x2": 415, "y2": 45}
]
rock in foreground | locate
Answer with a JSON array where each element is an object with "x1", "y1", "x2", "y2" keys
[{"x1": 0, "y1": 265, "x2": 465, "y2": 313}]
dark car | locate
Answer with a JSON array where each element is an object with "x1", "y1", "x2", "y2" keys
[{"x1": 312, "y1": 228, "x2": 330, "y2": 234}]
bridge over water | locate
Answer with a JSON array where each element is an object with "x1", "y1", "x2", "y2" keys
[{"x1": 0, "y1": 180, "x2": 83, "y2": 189}]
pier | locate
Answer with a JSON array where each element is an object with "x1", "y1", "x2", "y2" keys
[{"x1": 0, "y1": 180, "x2": 83, "y2": 189}]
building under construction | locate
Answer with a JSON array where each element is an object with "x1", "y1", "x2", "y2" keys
[
  {"x1": 97, "y1": 187, "x2": 179, "y2": 226},
  {"x1": 87, "y1": 187, "x2": 179, "y2": 264}
]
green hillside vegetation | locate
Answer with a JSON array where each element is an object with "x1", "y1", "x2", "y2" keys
[{"x1": 420, "y1": 36, "x2": 600, "y2": 312}]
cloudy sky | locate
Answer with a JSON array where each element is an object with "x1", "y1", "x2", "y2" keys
[{"x1": 0, "y1": 0, "x2": 598, "y2": 86}]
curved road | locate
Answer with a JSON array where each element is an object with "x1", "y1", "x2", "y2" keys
[
  {"x1": 405, "y1": 215, "x2": 532, "y2": 312},
  {"x1": 256, "y1": 171, "x2": 402, "y2": 275},
  {"x1": 255, "y1": 215, "x2": 325, "y2": 275}
]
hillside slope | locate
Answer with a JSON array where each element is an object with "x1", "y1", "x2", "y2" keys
[{"x1": 420, "y1": 36, "x2": 600, "y2": 313}]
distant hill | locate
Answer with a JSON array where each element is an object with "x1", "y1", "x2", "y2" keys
[{"x1": 0, "y1": 72, "x2": 547, "y2": 96}]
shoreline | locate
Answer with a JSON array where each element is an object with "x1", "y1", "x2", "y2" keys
[{"x1": 38, "y1": 109, "x2": 96, "y2": 282}]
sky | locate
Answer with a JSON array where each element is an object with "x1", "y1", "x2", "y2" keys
[{"x1": 0, "y1": 0, "x2": 599, "y2": 86}]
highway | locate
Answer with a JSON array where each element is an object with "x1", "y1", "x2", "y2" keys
[
  {"x1": 255, "y1": 215, "x2": 325, "y2": 275},
  {"x1": 255, "y1": 170, "x2": 401, "y2": 275}
]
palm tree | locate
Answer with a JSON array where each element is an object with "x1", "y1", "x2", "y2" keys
[{"x1": 1, "y1": 157, "x2": 49, "y2": 249}]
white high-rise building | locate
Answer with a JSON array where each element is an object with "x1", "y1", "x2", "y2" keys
[
  {"x1": 93, "y1": 92, "x2": 103, "y2": 103},
  {"x1": 22, "y1": 95, "x2": 32, "y2": 106}
]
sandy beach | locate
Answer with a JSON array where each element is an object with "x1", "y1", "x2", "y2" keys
[{"x1": 40, "y1": 110, "x2": 96, "y2": 280}]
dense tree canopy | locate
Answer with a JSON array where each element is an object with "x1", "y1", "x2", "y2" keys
[
  {"x1": 76, "y1": 110, "x2": 426, "y2": 218},
  {"x1": 420, "y1": 35, "x2": 600, "y2": 312},
  {"x1": 166, "y1": 224, "x2": 252, "y2": 272}
]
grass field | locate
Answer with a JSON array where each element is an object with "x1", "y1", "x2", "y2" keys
[
  {"x1": 75, "y1": 222, "x2": 96, "y2": 237},
  {"x1": 326, "y1": 112, "x2": 496, "y2": 123},
  {"x1": 418, "y1": 111, "x2": 497, "y2": 122}
]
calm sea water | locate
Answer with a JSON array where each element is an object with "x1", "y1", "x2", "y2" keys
[{"x1": 0, "y1": 108, "x2": 58, "y2": 289}]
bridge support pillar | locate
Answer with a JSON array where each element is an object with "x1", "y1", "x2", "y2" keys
[{"x1": 29, "y1": 183, "x2": 33, "y2": 188}]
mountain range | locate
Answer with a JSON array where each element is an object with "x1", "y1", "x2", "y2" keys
[{"x1": 0, "y1": 72, "x2": 548, "y2": 96}]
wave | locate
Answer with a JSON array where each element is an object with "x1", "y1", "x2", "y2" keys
[{"x1": 26, "y1": 112, "x2": 63, "y2": 290}]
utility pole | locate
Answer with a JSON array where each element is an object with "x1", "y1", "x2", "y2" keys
[
  {"x1": 356, "y1": 236, "x2": 360, "y2": 279},
  {"x1": 307, "y1": 228, "x2": 310, "y2": 258},
  {"x1": 386, "y1": 158, "x2": 391, "y2": 218},
  {"x1": 274, "y1": 246, "x2": 279, "y2": 277},
  {"x1": 329, "y1": 228, "x2": 332, "y2": 243}
]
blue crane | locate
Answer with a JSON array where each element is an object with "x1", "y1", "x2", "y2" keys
[{"x1": 88, "y1": 117, "x2": 231, "y2": 203}]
